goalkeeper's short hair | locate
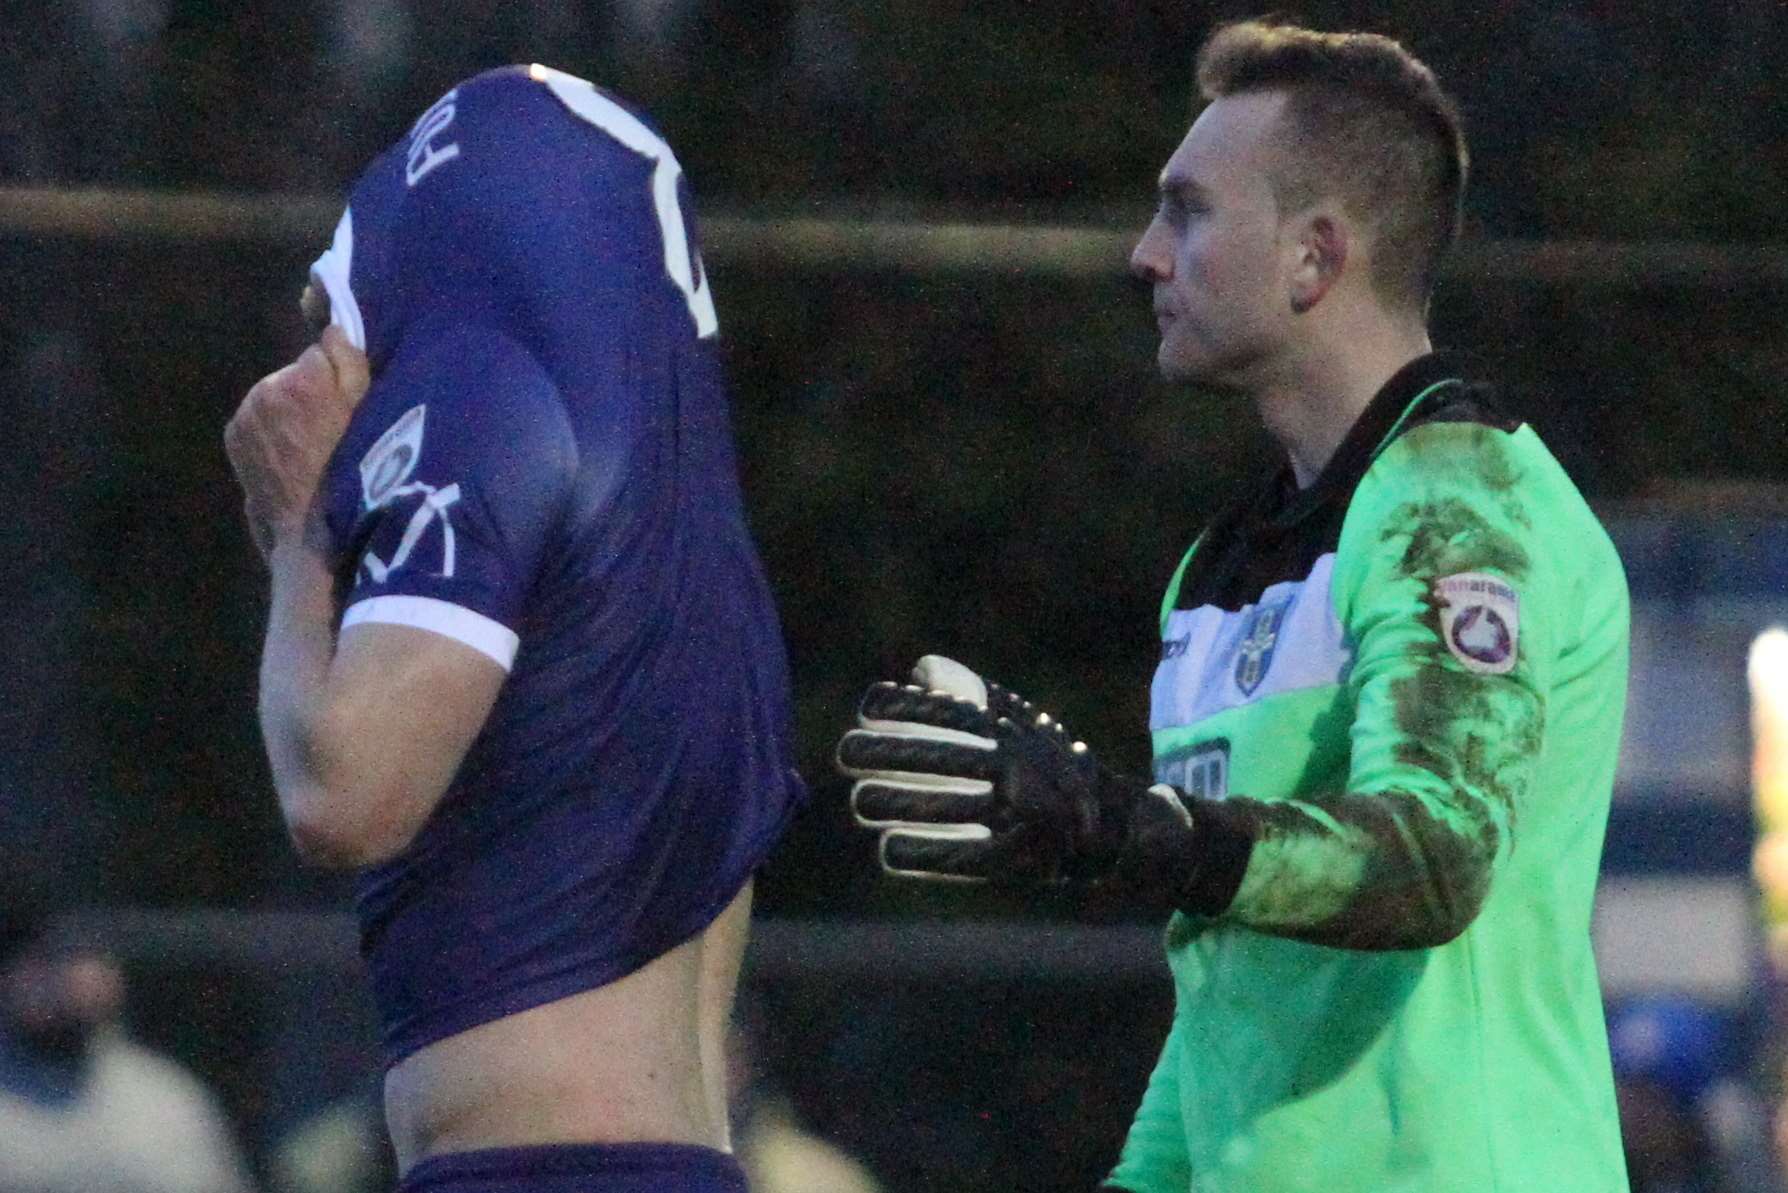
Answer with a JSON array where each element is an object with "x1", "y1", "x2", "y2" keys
[{"x1": 1195, "y1": 19, "x2": 1468, "y2": 315}]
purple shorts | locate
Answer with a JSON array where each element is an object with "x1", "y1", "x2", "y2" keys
[{"x1": 395, "y1": 1143, "x2": 748, "y2": 1193}]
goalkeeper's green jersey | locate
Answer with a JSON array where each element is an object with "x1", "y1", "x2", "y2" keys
[{"x1": 1108, "y1": 354, "x2": 1630, "y2": 1193}]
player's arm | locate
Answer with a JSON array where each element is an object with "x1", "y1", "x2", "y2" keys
[
  {"x1": 1182, "y1": 422, "x2": 1547, "y2": 947},
  {"x1": 840, "y1": 423, "x2": 1549, "y2": 949},
  {"x1": 229, "y1": 319, "x2": 573, "y2": 869},
  {"x1": 226, "y1": 326, "x2": 440, "y2": 867},
  {"x1": 255, "y1": 542, "x2": 505, "y2": 867}
]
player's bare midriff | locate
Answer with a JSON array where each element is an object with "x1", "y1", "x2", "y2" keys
[{"x1": 382, "y1": 881, "x2": 754, "y2": 1174}]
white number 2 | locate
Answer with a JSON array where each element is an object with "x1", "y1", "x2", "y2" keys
[{"x1": 533, "y1": 65, "x2": 719, "y2": 338}]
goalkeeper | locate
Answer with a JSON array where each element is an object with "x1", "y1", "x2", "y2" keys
[{"x1": 838, "y1": 20, "x2": 1630, "y2": 1193}]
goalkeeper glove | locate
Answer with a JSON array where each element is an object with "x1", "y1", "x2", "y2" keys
[{"x1": 836, "y1": 656, "x2": 1249, "y2": 913}]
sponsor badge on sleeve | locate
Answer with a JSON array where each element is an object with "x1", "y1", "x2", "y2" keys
[
  {"x1": 360, "y1": 404, "x2": 426, "y2": 510},
  {"x1": 1435, "y1": 572, "x2": 1519, "y2": 675}
]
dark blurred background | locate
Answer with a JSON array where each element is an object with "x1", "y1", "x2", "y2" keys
[{"x1": 2, "y1": 2, "x2": 1787, "y2": 1191}]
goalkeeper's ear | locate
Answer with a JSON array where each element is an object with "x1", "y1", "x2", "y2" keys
[{"x1": 910, "y1": 655, "x2": 988, "y2": 710}]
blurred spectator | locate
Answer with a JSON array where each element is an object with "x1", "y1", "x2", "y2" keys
[
  {"x1": 0, "y1": 878, "x2": 256, "y2": 1193},
  {"x1": 729, "y1": 1011, "x2": 883, "y2": 1193},
  {"x1": 1609, "y1": 995, "x2": 1782, "y2": 1193},
  {"x1": 267, "y1": 1091, "x2": 391, "y2": 1193}
]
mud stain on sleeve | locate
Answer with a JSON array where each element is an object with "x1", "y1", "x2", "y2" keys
[
  {"x1": 1197, "y1": 428, "x2": 1546, "y2": 953},
  {"x1": 1222, "y1": 780, "x2": 1505, "y2": 951},
  {"x1": 1383, "y1": 497, "x2": 1531, "y2": 584}
]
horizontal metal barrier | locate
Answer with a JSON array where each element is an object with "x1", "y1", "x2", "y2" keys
[
  {"x1": 55, "y1": 910, "x2": 1170, "y2": 983},
  {"x1": 6, "y1": 186, "x2": 1788, "y2": 286}
]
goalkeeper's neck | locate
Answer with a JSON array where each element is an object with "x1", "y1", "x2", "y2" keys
[{"x1": 1252, "y1": 307, "x2": 1434, "y2": 490}]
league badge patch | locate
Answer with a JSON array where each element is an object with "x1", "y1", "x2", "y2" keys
[
  {"x1": 1233, "y1": 600, "x2": 1287, "y2": 696},
  {"x1": 1435, "y1": 572, "x2": 1519, "y2": 675},
  {"x1": 361, "y1": 405, "x2": 426, "y2": 510}
]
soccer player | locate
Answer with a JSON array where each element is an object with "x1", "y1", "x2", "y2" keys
[
  {"x1": 838, "y1": 20, "x2": 1630, "y2": 1193},
  {"x1": 224, "y1": 65, "x2": 804, "y2": 1193}
]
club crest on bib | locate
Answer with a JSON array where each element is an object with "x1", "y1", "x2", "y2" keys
[
  {"x1": 1435, "y1": 572, "x2": 1519, "y2": 675},
  {"x1": 1233, "y1": 600, "x2": 1287, "y2": 696},
  {"x1": 361, "y1": 405, "x2": 426, "y2": 509}
]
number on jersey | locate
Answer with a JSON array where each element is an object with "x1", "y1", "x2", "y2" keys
[{"x1": 532, "y1": 65, "x2": 719, "y2": 338}]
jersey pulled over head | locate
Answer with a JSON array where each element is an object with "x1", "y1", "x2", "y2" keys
[
  {"x1": 309, "y1": 66, "x2": 803, "y2": 1065},
  {"x1": 311, "y1": 63, "x2": 717, "y2": 371}
]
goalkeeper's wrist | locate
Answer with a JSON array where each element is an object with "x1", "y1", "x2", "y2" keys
[{"x1": 1103, "y1": 778, "x2": 1253, "y2": 916}]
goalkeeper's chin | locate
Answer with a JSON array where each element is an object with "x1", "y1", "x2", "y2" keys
[
  {"x1": 1154, "y1": 325, "x2": 1256, "y2": 394},
  {"x1": 1156, "y1": 340, "x2": 1228, "y2": 389}
]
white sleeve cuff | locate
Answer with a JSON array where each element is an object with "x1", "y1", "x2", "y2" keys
[{"x1": 341, "y1": 595, "x2": 519, "y2": 671}]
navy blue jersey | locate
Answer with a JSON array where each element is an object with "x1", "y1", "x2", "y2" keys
[{"x1": 307, "y1": 65, "x2": 804, "y2": 1063}]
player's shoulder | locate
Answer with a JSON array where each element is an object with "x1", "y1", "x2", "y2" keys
[
  {"x1": 1406, "y1": 378, "x2": 1520, "y2": 436},
  {"x1": 92, "y1": 1033, "x2": 222, "y2": 1108},
  {"x1": 376, "y1": 66, "x2": 667, "y2": 230},
  {"x1": 381, "y1": 316, "x2": 563, "y2": 419},
  {"x1": 1362, "y1": 374, "x2": 1566, "y2": 513},
  {"x1": 417, "y1": 65, "x2": 564, "y2": 136},
  {"x1": 339, "y1": 317, "x2": 575, "y2": 496},
  {"x1": 1344, "y1": 375, "x2": 1621, "y2": 597}
]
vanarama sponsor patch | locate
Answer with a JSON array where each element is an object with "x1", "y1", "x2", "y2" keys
[
  {"x1": 361, "y1": 404, "x2": 426, "y2": 509},
  {"x1": 1435, "y1": 572, "x2": 1519, "y2": 675}
]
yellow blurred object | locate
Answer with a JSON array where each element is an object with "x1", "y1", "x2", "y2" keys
[
  {"x1": 1748, "y1": 629, "x2": 1788, "y2": 971},
  {"x1": 738, "y1": 1098, "x2": 884, "y2": 1193}
]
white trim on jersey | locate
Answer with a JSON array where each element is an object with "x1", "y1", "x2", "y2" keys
[
  {"x1": 310, "y1": 207, "x2": 367, "y2": 351},
  {"x1": 1151, "y1": 552, "x2": 1350, "y2": 731},
  {"x1": 341, "y1": 595, "x2": 519, "y2": 671},
  {"x1": 531, "y1": 64, "x2": 720, "y2": 338}
]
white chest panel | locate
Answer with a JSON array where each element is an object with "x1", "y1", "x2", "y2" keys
[{"x1": 1150, "y1": 552, "x2": 1351, "y2": 732}]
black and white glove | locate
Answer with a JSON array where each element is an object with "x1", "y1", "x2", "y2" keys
[{"x1": 837, "y1": 656, "x2": 1222, "y2": 904}]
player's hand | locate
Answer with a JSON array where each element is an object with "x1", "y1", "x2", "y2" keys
[
  {"x1": 223, "y1": 325, "x2": 370, "y2": 560},
  {"x1": 837, "y1": 656, "x2": 1192, "y2": 885}
]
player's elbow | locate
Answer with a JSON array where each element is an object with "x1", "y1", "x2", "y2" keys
[
  {"x1": 1331, "y1": 809, "x2": 1497, "y2": 951},
  {"x1": 277, "y1": 696, "x2": 440, "y2": 868},
  {"x1": 276, "y1": 745, "x2": 422, "y2": 870},
  {"x1": 1396, "y1": 834, "x2": 1495, "y2": 949},
  {"x1": 1315, "y1": 868, "x2": 1487, "y2": 951},
  {"x1": 280, "y1": 791, "x2": 416, "y2": 869},
  {"x1": 1403, "y1": 880, "x2": 1486, "y2": 948},
  {"x1": 283, "y1": 806, "x2": 373, "y2": 869}
]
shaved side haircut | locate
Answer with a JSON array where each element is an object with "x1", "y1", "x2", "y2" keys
[{"x1": 1197, "y1": 20, "x2": 1468, "y2": 313}]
